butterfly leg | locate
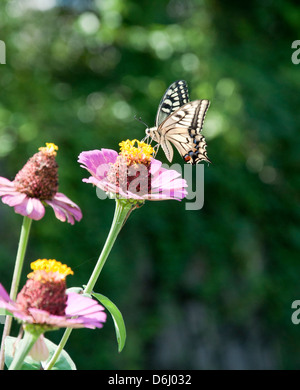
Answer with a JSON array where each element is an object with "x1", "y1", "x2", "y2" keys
[
  {"x1": 141, "y1": 134, "x2": 150, "y2": 143},
  {"x1": 153, "y1": 143, "x2": 160, "y2": 157}
]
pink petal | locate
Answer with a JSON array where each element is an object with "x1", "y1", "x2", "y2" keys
[
  {"x1": 66, "y1": 293, "x2": 105, "y2": 316},
  {"x1": 148, "y1": 161, "x2": 188, "y2": 201},
  {"x1": 45, "y1": 200, "x2": 70, "y2": 223},
  {"x1": 151, "y1": 169, "x2": 181, "y2": 188},
  {"x1": 52, "y1": 192, "x2": 80, "y2": 208},
  {"x1": 78, "y1": 149, "x2": 117, "y2": 179},
  {"x1": 0, "y1": 284, "x2": 12, "y2": 303},
  {"x1": 158, "y1": 178, "x2": 188, "y2": 192},
  {"x1": 1, "y1": 193, "x2": 27, "y2": 207},
  {"x1": 0, "y1": 188, "x2": 18, "y2": 196},
  {"x1": 45, "y1": 193, "x2": 82, "y2": 224},
  {"x1": 0, "y1": 179, "x2": 19, "y2": 196},
  {"x1": 0, "y1": 284, "x2": 28, "y2": 320},
  {"x1": 52, "y1": 193, "x2": 82, "y2": 220},
  {"x1": 27, "y1": 198, "x2": 46, "y2": 220},
  {"x1": 82, "y1": 177, "x2": 117, "y2": 194},
  {"x1": 66, "y1": 293, "x2": 107, "y2": 325},
  {"x1": 27, "y1": 308, "x2": 79, "y2": 328},
  {"x1": 13, "y1": 197, "x2": 45, "y2": 220},
  {"x1": 0, "y1": 177, "x2": 14, "y2": 187},
  {"x1": 149, "y1": 159, "x2": 163, "y2": 176}
]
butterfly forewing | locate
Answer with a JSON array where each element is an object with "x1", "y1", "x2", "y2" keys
[{"x1": 155, "y1": 80, "x2": 189, "y2": 127}]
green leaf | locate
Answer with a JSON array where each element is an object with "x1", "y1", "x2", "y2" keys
[
  {"x1": 5, "y1": 336, "x2": 76, "y2": 370},
  {"x1": 92, "y1": 293, "x2": 126, "y2": 352},
  {"x1": 44, "y1": 338, "x2": 76, "y2": 370}
]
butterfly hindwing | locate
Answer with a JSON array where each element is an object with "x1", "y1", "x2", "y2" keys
[
  {"x1": 167, "y1": 133, "x2": 209, "y2": 164},
  {"x1": 155, "y1": 80, "x2": 189, "y2": 127}
]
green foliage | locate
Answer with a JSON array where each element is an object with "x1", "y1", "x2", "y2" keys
[
  {"x1": 93, "y1": 292, "x2": 127, "y2": 353},
  {"x1": 5, "y1": 336, "x2": 76, "y2": 370},
  {"x1": 0, "y1": 0, "x2": 300, "y2": 369}
]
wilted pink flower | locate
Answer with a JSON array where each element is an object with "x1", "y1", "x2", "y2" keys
[
  {"x1": 0, "y1": 259, "x2": 106, "y2": 362},
  {"x1": 78, "y1": 139, "x2": 188, "y2": 201},
  {"x1": 0, "y1": 143, "x2": 82, "y2": 224},
  {"x1": 0, "y1": 259, "x2": 106, "y2": 330}
]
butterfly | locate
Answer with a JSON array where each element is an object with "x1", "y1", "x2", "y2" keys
[{"x1": 144, "y1": 80, "x2": 211, "y2": 164}]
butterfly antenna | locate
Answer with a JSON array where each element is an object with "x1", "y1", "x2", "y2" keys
[{"x1": 134, "y1": 115, "x2": 149, "y2": 128}]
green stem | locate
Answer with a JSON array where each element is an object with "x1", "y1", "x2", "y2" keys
[
  {"x1": 8, "y1": 329, "x2": 40, "y2": 370},
  {"x1": 9, "y1": 216, "x2": 32, "y2": 301},
  {"x1": 84, "y1": 200, "x2": 133, "y2": 294},
  {"x1": 0, "y1": 216, "x2": 32, "y2": 370},
  {"x1": 44, "y1": 199, "x2": 134, "y2": 370}
]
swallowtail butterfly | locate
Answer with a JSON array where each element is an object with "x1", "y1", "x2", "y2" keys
[{"x1": 145, "y1": 80, "x2": 210, "y2": 164}]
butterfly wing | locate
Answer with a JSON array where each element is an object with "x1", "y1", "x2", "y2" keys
[
  {"x1": 159, "y1": 138, "x2": 175, "y2": 163},
  {"x1": 158, "y1": 100, "x2": 210, "y2": 164},
  {"x1": 155, "y1": 80, "x2": 189, "y2": 127}
]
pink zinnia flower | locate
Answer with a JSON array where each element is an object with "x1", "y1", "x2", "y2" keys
[
  {"x1": 0, "y1": 143, "x2": 82, "y2": 224},
  {"x1": 78, "y1": 139, "x2": 188, "y2": 201},
  {"x1": 0, "y1": 259, "x2": 106, "y2": 361},
  {"x1": 0, "y1": 259, "x2": 106, "y2": 329}
]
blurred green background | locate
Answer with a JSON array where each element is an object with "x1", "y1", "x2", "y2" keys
[{"x1": 1, "y1": 0, "x2": 300, "y2": 369}]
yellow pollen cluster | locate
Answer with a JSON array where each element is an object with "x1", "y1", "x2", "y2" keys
[
  {"x1": 28, "y1": 259, "x2": 74, "y2": 280},
  {"x1": 38, "y1": 143, "x2": 59, "y2": 157},
  {"x1": 119, "y1": 139, "x2": 154, "y2": 165}
]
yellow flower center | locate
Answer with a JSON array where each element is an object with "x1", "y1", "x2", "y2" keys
[
  {"x1": 119, "y1": 139, "x2": 154, "y2": 165},
  {"x1": 17, "y1": 259, "x2": 71, "y2": 317},
  {"x1": 28, "y1": 259, "x2": 74, "y2": 281},
  {"x1": 38, "y1": 143, "x2": 59, "y2": 157}
]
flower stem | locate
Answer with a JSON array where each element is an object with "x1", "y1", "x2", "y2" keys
[
  {"x1": 84, "y1": 200, "x2": 134, "y2": 294},
  {"x1": 8, "y1": 216, "x2": 32, "y2": 301},
  {"x1": 44, "y1": 199, "x2": 133, "y2": 370},
  {"x1": 0, "y1": 216, "x2": 32, "y2": 370},
  {"x1": 8, "y1": 329, "x2": 40, "y2": 370}
]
